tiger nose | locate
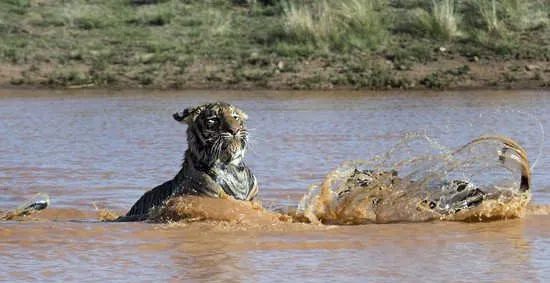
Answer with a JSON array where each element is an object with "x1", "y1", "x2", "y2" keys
[{"x1": 228, "y1": 127, "x2": 240, "y2": 135}]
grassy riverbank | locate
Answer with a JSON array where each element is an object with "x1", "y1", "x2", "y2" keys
[{"x1": 1, "y1": 0, "x2": 549, "y2": 90}]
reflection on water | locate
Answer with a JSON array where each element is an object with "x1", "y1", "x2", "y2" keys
[{"x1": 1, "y1": 89, "x2": 550, "y2": 281}]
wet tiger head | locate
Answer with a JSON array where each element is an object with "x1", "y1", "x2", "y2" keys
[
  {"x1": 173, "y1": 102, "x2": 249, "y2": 166},
  {"x1": 337, "y1": 169, "x2": 398, "y2": 200}
]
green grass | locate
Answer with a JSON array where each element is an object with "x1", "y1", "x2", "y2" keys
[
  {"x1": 461, "y1": 0, "x2": 548, "y2": 37},
  {"x1": 0, "y1": 0, "x2": 548, "y2": 88}
]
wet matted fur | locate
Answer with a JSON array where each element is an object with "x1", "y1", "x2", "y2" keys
[
  {"x1": 117, "y1": 102, "x2": 258, "y2": 221},
  {"x1": 335, "y1": 135, "x2": 531, "y2": 217}
]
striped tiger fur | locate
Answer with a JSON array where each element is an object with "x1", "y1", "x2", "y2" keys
[{"x1": 336, "y1": 135, "x2": 531, "y2": 216}]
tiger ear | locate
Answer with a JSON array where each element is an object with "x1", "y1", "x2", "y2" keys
[{"x1": 173, "y1": 106, "x2": 202, "y2": 124}]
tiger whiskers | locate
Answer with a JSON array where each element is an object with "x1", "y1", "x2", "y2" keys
[{"x1": 209, "y1": 136, "x2": 224, "y2": 162}]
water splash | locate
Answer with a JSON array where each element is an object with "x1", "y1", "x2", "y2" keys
[
  {"x1": 1, "y1": 193, "x2": 50, "y2": 220},
  {"x1": 297, "y1": 134, "x2": 532, "y2": 224},
  {"x1": 149, "y1": 196, "x2": 292, "y2": 224}
]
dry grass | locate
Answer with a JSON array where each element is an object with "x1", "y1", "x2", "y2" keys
[
  {"x1": 411, "y1": 0, "x2": 461, "y2": 40},
  {"x1": 468, "y1": 0, "x2": 548, "y2": 36},
  {"x1": 281, "y1": 0, "x2": 386, "y2": 50},
  {"x1": 281, "y1": 0, "x2": 335, "y2": 47},
  {"x1": 472, "y1": 0, "x2": 503, "y2": 34}
]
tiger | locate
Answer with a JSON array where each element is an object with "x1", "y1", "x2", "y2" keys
[
  {"x1": 116, "y1": 102, "x2": 259, "y2": 222},
  {"x1": 335, "y1": 135, "x2": 531, "y2": 216}
]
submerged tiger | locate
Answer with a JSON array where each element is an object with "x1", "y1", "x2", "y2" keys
[
  {"x1": 116, "y1": 102, "x2": 258, "y2": 222},
  {"x1": 332, "y1": 136, "x2": 531, "y2": 222}
]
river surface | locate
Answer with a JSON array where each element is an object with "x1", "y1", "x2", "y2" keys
[{"x1": 1, "y1": 89, "x2": 550, "y2": 282}]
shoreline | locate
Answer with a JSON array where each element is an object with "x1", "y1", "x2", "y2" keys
[
  {"x1": 2, "y1": 59, "x2": 548, "y2": 92},
  {"x1": 1, "y1": 82, "x2": 547, "y2": 94}
]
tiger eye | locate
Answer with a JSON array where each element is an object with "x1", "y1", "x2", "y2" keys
[{"x1": 206, "y1": 117, "x2": 218, "y2": 127}]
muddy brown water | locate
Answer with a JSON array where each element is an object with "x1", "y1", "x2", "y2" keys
[{"x1": 2, "y1": 89, "x2": 550, "y2": 281}]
